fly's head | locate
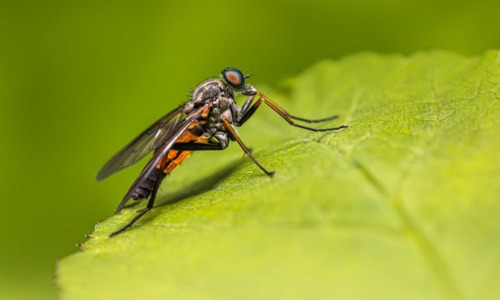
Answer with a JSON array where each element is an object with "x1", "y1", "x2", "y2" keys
[{"x1": 221, "y1": 68, "x2": 257, "y2": 96}]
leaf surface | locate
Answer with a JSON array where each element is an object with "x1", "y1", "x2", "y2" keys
[{"x1": 57, "y1": 51, "x2": 500, "y2": 300}]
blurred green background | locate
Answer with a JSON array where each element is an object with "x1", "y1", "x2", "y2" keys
[{"x1": 1, "y1": 0, "x2": 500, "y2": 299}]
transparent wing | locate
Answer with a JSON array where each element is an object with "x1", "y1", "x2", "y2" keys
[
  {"x1": 96, "y1": 104, "x2": 185, "y2": 181},
  {"x1": 120, "y1": 105, "x2": 207, "y2": 202}
]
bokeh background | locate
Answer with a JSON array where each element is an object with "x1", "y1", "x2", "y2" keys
[{"x1": 1, "y1": 0, "x2": 500, "y2": 299}]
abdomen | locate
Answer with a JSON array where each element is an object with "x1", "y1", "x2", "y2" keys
[{"x1": 130, "y1": 124, "x2": 208, "y2": 200}]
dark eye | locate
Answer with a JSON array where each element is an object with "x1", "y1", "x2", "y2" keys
[{"x1": 222, "y1": 68, "x2": 245, "y2": 89}]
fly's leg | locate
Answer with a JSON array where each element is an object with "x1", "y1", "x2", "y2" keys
[
  {"x1": 109, "y1": 169, "x2": 163, "y2": 237},
  {"x1": 173, "y1": 132, "x2": 229, "y2": 151},
  {"x1": 174, "y1": 133, "x2": 251, "y2": 159},
  {"x1": 235, "y1": 92, "x2": 347, "y2": 132},
  {"x1": 172, "y1": 142, "x2": 223, "y2": 151},
  {"x1": 288, "y1": 114, "x2": 339, "y2": 123},
  {"x1": 221, "y1": 118, "x2": 274, "y2": 176},
  {"x1": 240, "y1": 95, "x2": 338, "y2": 123},
  {"x1": 240, "y1": 95, "x2": 256, "y2": 115}
]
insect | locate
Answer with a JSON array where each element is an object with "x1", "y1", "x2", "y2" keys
[{"x1": 97, "y1": 68, "x2": 347, "y2": 237}]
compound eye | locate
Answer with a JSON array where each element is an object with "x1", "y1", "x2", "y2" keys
[{"x1": 222, "y1": 68, "x2": 245, "y2": 89}]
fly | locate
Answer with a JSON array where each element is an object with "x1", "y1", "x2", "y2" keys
[{"x1": 97, "y1": 68, "x2": 347, "y2": 237}]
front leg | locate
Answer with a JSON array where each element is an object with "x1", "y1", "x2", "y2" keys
[
  {"x1": 235, "y1": 93, "x2": 347, "y2": 132},
  {"x1": 234, "y1": 84, "x2": 258, "y2": 119},
  {"x1": 240, "y1": 95, "x2": 256, "y2": 115}
]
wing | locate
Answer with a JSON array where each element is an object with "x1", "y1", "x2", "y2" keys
[
  {"x1": 119, "y1": 105, "x2": 207, "y2": 203},
  {"x1": 96, "y1": 104, "x2": 185, "y2": 181}
]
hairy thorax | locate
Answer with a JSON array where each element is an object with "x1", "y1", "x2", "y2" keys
[{"x1": 184, "y1": 78, "x2": 238, "y2": 140}]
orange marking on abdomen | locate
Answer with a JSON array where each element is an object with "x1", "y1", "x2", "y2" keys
[{"x1": 155, "y1": 127, "x2": 208, "y2": 175}]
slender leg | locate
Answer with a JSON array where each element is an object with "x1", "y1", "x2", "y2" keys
[
  {"x1": 241, "y1": 95, "x2": 256, "y2": 115},
  {"x1": 236, "y1": 93, "x2": 347, "y2": 132},
  {"x1": 172, "y1": 142, "x2": 223, "y2": 151},
  {"x1": 110, "y1": 169, "x2": 163, "y2": 237},
  {"x1": 289, "y1": 114, "x2": 338, "y2": 123},
  {"x1": 221, "y1": 118, "x2": 274, "y2": 176}
]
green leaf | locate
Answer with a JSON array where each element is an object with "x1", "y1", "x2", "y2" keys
[{"x1": 57, "y1": 51, "x2": 500, "y2": 300}]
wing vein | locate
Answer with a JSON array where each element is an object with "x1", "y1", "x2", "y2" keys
[{"x1": 96, "y1": 104, "x2": 185, "y2": 180}]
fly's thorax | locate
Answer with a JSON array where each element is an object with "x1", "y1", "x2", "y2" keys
[
  {"x1": 207, "y1": 107, "x2": 221, "y2": 126},
  {"x1": 220, "y1": 108, "x2": 233, "y2": 123},
  {"x1": 206, "y1": 100, "x2": 233, "y2": 128},
  {"x1": 214, "y1": 96, "x2": 236, "y2": 123},
  {"x1": 195, "y1": 96, "x2": 235, "y2": 139},
  {"x1": 186, "y1": 78, "x2": 238, "y2": 139},
  {"x1": 191, "y1": 79, "x2": 230, "y2": 105},
  {"x1": 214, "y1": 95, "x2": 232, "y2": 112},
  {"x1": 184, "y1": 79, "x2": 228, "y2": 114}
]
